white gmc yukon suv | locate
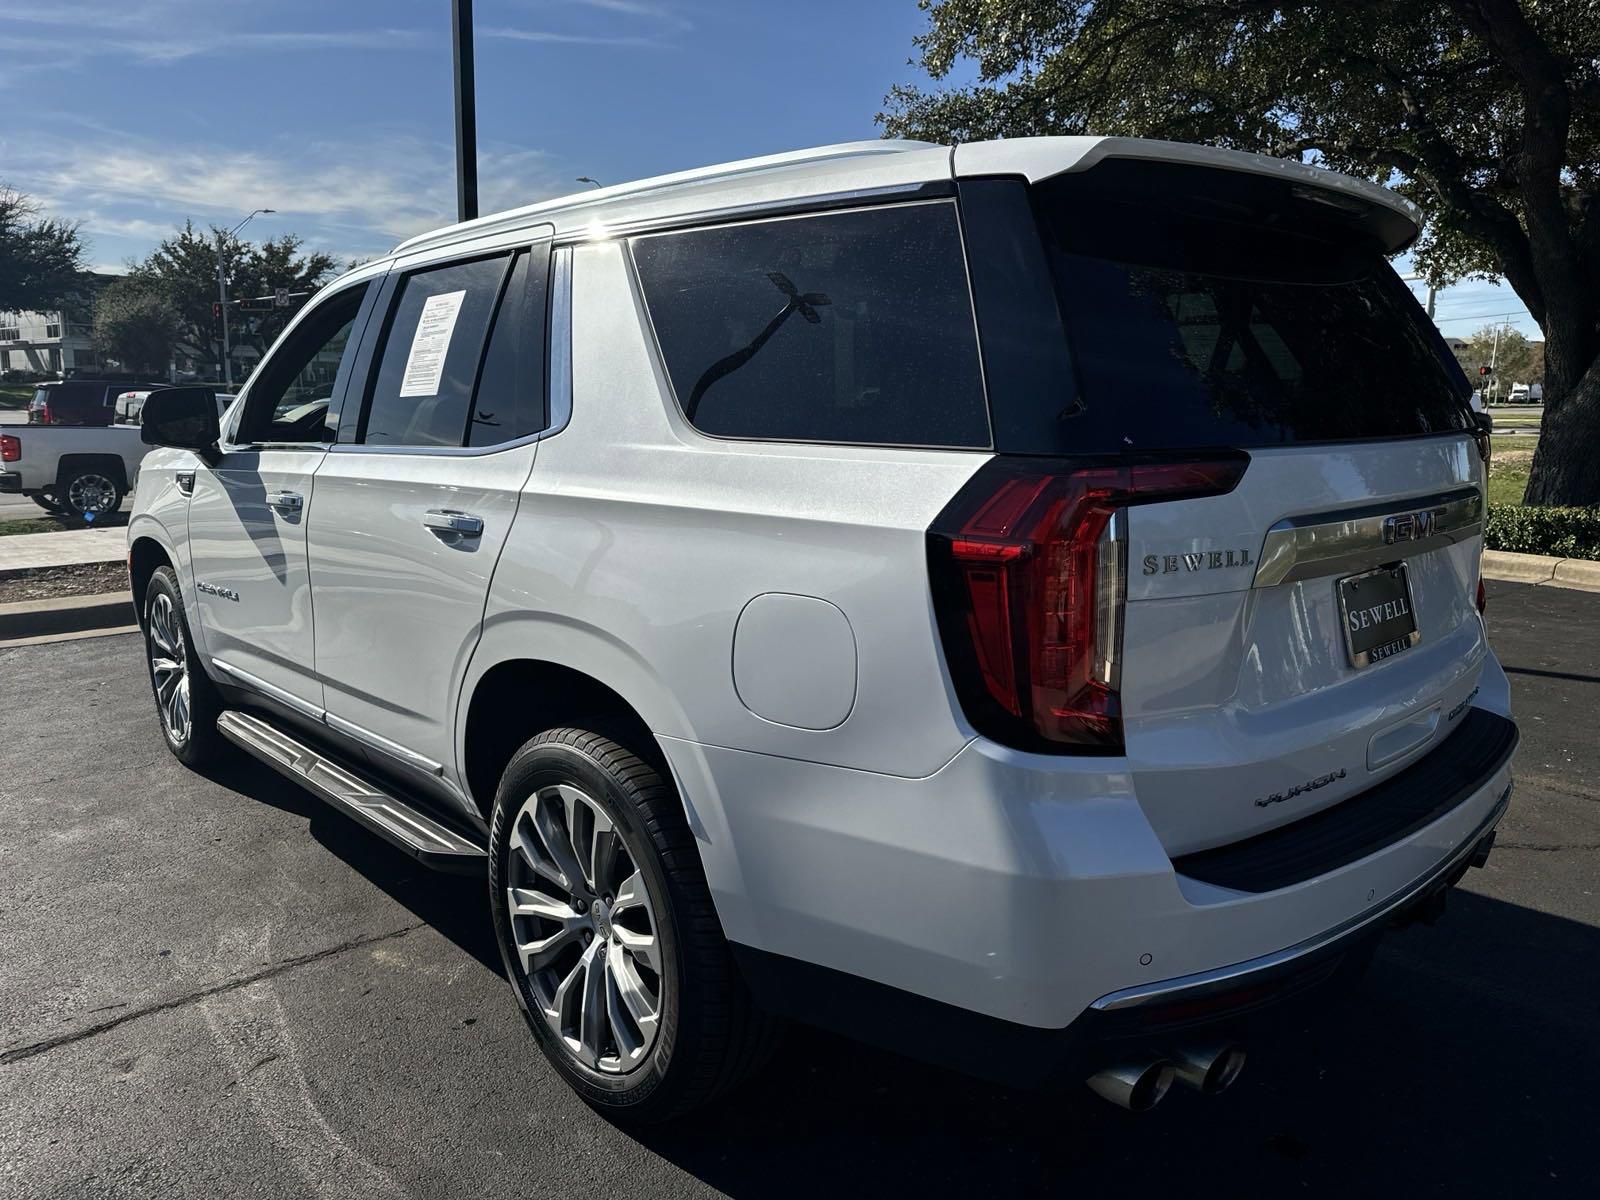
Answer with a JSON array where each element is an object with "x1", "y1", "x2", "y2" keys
[{"x1": 127, "y1": 138, "x2": 1516, "y2": 1120}]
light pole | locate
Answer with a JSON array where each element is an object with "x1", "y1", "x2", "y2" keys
[
  {"x1": 217, "y1": 208, "x2": 274, "y2": 387},
  {"x1": 576, "y1": 176, "x2": 603, "y2": 189},
  {"x1": 453, "y1": 0, "x2": 478, "y2": 222}
]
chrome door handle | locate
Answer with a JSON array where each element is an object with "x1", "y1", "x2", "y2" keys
[
  {"x1": 422, "y1": 510, "x2": 484, "y2": 537},
  {"x1": 266, "y1": 490, "x2": 303, "y2": 514}
]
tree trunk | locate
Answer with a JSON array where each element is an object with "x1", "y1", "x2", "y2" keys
[{"x1": 1524, "y1": 348, "x2": 1600, "y2": 507}]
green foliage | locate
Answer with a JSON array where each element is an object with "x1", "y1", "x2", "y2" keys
[
  {"x1": 0, "y1": 183, "x2": 87, "y2": 313},
  {"x1": 1468, "y1": 325, "x2": 1541, "y2": 388},
  {"x1": 1485, "y1": 504, "x2": 1600, "y2": 559},
  {"x1": 882, "y1": 0, "x2": 1600, "y2": 506},
  {"x1": 130, "y1": 222, "x2": 338, "y2": 370},
  {"x1": 93, "y1": 279, "x2": 181, "y2": 375}
]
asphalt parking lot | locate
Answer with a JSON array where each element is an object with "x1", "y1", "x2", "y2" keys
[{"x1": 2, "y1": 580, "x2": 1597, "y2": 1198}]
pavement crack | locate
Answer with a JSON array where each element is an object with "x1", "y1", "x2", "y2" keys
[
  {"x1": 1495, "y1": 840, "x2": 1600, "y2": 852},
  {"x1": 0, "y1": 922, "x2": 425, "y2": 1068}
]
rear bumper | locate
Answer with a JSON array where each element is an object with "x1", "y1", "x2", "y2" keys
[
  {"x1": 664, "y1": 692, "x2": 1517, "y2": 1077},
  {"x1": 0, "y1": 472, "x2": 21, "y2": 494}
]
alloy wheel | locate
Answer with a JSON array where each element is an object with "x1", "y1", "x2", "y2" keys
[
  {"x1": 506, "y1": 783, "x2": 663, "y2": 1073},
  {"x1": 67, "y1": 472, "x2": 118, "y2": 515},
  {"x1": 147, "y1": 593, "x2": 191, "y2": 745}
]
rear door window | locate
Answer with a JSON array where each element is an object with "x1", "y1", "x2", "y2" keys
[
  {"x1": 631, "y1": 202, "x2": 990, "y2": 448},
  {"x1": 360, "y1": 255, "x2": 509, "y2": 448}
]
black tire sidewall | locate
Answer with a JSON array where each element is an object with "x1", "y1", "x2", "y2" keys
[
  {"x1": 142, "y1": 567, "x2": 220, "y2": 765},
  {"x1": 488, "y1": 735, "x2": 686, "y2": 1114}
]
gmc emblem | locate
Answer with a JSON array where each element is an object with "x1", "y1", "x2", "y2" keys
[{"x1": 1382, "y1": 506, "x2": 1446, "y2": 544}]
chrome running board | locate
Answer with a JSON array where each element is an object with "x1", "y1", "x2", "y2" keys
[{"x1": 217, "y1": 710, "x2": 486, "y2": 874}]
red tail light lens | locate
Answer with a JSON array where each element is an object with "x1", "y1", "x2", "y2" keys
[
  {"x1": 928, "y1": 454, "x2": 1249, "y2": 754},
  {"x1": 0, "y1": 434, "x2": 18, "y2": 462},
  {"x1": 1477, "y1": 577, "x2": 1487, "y2": 614}
]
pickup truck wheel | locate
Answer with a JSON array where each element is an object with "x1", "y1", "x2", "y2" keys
[
  {"x1": 143, "y1": 567, "x2": 226, "y2": 766},
  {"x1": 60, "y1": 468, "x2": 122, "y2": 520},
  {"x1": 31, "y1": 492, "x2": 65, "y2": 514},
  {"x1": 488, "y1": 728, "x2": 779, "y2": 1123}
]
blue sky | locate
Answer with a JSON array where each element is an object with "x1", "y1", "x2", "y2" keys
[{"x1": 1, "y1": 0, "x2": 1537, "y2": 340}]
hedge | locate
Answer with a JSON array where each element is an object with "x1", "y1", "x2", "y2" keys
[{"x1": 1485, "y1": 503, "x2": 1600, "y2": 560}]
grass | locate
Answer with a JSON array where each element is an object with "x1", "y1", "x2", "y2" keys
[
  {"x1": 0, "y1": 512, "x2": 128, "y2": 538},
  {"x1": 1487, "y1": 434, "x2": 1539, "y2": 507}
]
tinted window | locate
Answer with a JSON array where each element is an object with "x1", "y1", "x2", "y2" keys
[
  {"x1": 1025, "y1": 169, "x2": 1471, "y2": 452},
  {"x1": 467, "y1": 248, "x2": 551, "y2": 447},
  {"x1": 361, "y1": 255, "x2": 509, "y2": 447},
  {"x1": 632, "y1": 203, "x2": 989, "y2": 448},
  {"x1": 240, "y1": 284, "x2": 368, "y2": 444}
]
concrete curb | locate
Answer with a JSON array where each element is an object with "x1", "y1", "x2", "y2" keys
[
  {"x1": 1483, "y1": 550, "x2": 1600, "y2": 593},
  {"x1": 0, "y1": 591, "x2": 136, "y2": 644}
]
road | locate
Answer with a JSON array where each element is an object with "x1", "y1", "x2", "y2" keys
[{"x1": 2, "y1": 581, "x2": 1597, "y2": 1198}]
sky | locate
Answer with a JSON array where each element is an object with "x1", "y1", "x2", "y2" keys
[{"x1": 0, "y1": 0, "x2": 1537, "y2": 341}]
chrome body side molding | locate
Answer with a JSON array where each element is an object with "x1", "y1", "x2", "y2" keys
[
  {"x1": 1252, "y1": 486, "x2": 1483, "y2": 588},
  {"x1": 211, "y1": 658, "x2": 324, "y2": 721},
  {"x1": 324, "y1": 711, "x2": 445, "y2": 777}
]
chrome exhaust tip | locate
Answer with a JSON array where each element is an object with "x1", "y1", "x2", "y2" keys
[
  {"x1": 1168, "y1": 1043, "x2": 1246, "y2": 1095},
  {"x1": 1085, "y1": 1059, "x2": 1175, "y2": 1112}
]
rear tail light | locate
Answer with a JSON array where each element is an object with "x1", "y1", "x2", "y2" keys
[
  {"x1": 0, "y1": 434, "x2": 18, "y2": 462},
  {"x1": 1477, "y1": 577, "x2": 1487, "y2": 614},
  {"x1": 927, "y1": 453, "x2": 1249, "y2": 754}
]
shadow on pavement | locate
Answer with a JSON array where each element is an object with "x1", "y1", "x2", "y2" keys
[
  {"x1": 635, "y1": 885, "x2": 1600, "y2": 1196},
  {"x1": 196, "y1": 754, "x2": 502, "y2": 977}
]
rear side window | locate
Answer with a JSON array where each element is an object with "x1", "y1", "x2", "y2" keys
[
  {"x1": 1017, "y1": 166, "x2": 1470, "y2": 453},
  {"x1": 631, "y1": 203, "x2": 989, "y2": 448},
  {"x1": 361, "y1": 255, "x2": 510, "y2": 447}
]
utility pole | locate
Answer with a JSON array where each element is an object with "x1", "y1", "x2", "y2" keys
[
  {"x1": 217, "y1": 208, "x2": 274, "y2": 388},
  {"x1": 452, "y1": 0, "x2": 478, "y2": 223},
  {"x1": 1489, "y1": 321, "x2": 1503, "y2": 405}
]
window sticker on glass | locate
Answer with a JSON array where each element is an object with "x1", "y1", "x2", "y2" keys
[{"x1": 399, "y1": 289, "x2": 467, "y2": 398}]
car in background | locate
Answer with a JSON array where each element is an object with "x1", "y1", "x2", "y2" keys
[
  {"x1": 1508, "y1": 382, "x2": 1543, "y2": 404},
  {"x1": 27, "y1": 379, "x2": 164, "y2": 426},
  {"x1": 114, "y1": 390, "x2": 236, "y2": 426}
]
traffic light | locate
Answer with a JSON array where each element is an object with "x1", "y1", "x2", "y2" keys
[{"x1": 1478, "y1": 365, "x2": 1493, "y2": 377}]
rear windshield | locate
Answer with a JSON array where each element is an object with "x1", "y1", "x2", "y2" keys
[{"x1": 1021, "y1": 170, "x2": 1471, "y2": 452}]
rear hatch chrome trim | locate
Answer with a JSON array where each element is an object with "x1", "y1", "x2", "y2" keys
[{"x1": 1253, "y1": 485, "x2": 1482, "y2": 588}]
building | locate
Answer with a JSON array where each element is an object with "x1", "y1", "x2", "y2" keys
[{"x1": 0, "y1": 273, "x2": 120, "y2": 377}]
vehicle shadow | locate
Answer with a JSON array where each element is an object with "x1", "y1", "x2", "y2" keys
[
  {"x1": 195, "y1": 755, "x2": 501, "y2": 976},
  {"x1": 198, "y1": 754, "x2": 1600, "y2": 1195},
  {"x1": 634, "y1": 887, "x2": 1600, "y2": 1197}
]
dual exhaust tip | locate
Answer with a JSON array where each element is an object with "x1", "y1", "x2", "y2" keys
[{"x1": 1086, "y1": 1044, "x2": 1246, "y2": 1112}]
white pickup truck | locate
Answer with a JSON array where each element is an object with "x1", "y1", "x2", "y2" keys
[{"x1": 1, "y1": 392, "x2": 234, "y2": 518}]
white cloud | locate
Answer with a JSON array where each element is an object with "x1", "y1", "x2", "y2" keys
[{"x1": 4, "y1": 132, "x2": 571, "y2": 263}]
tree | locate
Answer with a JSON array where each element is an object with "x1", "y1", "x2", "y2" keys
[
  {"x1": 93, "y1": 279, "x2": 180, "y2": 376},
  {"x1": 881, "y1": 0, "x2": 1600, "y2": 506},
  {"x1": 0, "y1": 183, "x2": 87, "y2": 314},
  {"x1": 1467, "y1": 324, "x2": 1539, "y2": 394},
  {"x1": 131, "y1": 222, "x2": 338, "y2": 375}
]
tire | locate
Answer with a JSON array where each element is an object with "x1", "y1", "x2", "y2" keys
[
  {"x1": 142, "y1": 566, "x2": 227, "y2": 766},
  {"x1": 59, "y1": 466, "x2": 123, "y2": 520},
  {"x1": 488, "y1": 728, "x2": 780, "y2": 1123},
  {"x1": 31, "y1": 492, "x2": 65, "y2": 514}
]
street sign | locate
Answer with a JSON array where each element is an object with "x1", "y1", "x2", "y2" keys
[{"x1": 274, "y1": 287, "x2": 291, "y2": 308}]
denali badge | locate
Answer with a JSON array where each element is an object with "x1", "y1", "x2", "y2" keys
[
  {"x1": 196, "y1": 580, "x2": 240, "y2": 602},
  {"x1": 1253, "y1": 767, "x2": 1346, "y2": 808},
  {"x1": 1382, "y1": 506, "x2": 1447, "y2": 544},
  {"x1": 1141, "y1": 548, "x2": 1254, "y2": 576}
]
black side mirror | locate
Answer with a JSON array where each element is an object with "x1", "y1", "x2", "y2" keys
[
  {"x1": 1471, "y1": 410, "x2": 1493, "y2": 463},
  {"x1": 141, "y1": 386, "x2": 221, "y2": 462}
]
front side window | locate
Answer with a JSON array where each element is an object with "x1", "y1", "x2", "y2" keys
[
  {"x1": 631, "y1": 203, "x2": 990, "y2": 448},
  {"x1": 239, "y1": 283, "x2": 368, "y2": 444}
]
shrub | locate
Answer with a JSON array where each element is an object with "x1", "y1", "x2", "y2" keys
[{"x1": 1485, "y1": 504, "x2": 1600, "y2": 560}]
